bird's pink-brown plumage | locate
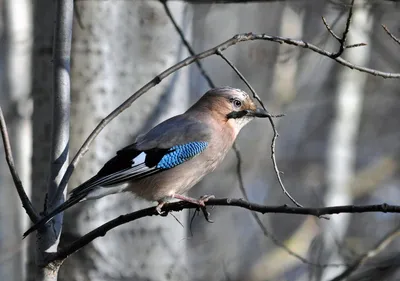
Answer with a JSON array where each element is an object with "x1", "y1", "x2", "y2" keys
[{"x1": 23, "y1": 87, "x2": 269, "y2": 238}]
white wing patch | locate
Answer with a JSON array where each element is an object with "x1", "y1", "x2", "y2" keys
[{"x1": 132, "y1": 152, "x2": 146, "y2": 166}]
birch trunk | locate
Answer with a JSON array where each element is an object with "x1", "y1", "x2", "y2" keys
[
  {"x1": 0, "y1": 1, "x2": 32, "y2": 280},
  {"x1": 322, "y1": 1, "x2": 372, "y2": 280}
]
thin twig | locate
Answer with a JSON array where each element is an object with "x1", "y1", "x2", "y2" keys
[
  {"x1": 161, "y1": 0, "x2": 215, "y2": 88},
  {"x1": 345, "y1": 43, "x2": 367, "y2": 49},
  {"x1": 163, "y1": 2, "x2": 318, "y2": 266},
  {"x1": 331, "y1": 0, "x2": 354, "y2": 58},
  {"x1": 0, "y1": 107, "x2": 39, "y2": 222},
  {"x1": 382, "y1": 24, "x2": 400, "y2": 46},
  {"x1": 232, "y1": 146, "x2": 340, "y2": 269},
  {"x1": 47, "y1": 199, "x2": 400, "y2": 264},
  {"x1": 53, "y1": 28, "x2": 400, "y2": 205},
  {"x1": 329, "y1": 224, "x2": 400, "y2": 281},
  {"x1": 162, "y1": 3, "x2": 326, "y2": 267},
  {"x1": 216, "y1": 49, "x2": 301, "y2": 207},
  {"x1": 322, "y1": 16, "x2": 341, "y2": 41},
  {"x1": 216, "y1": 49, "x2": 266, "y2": 109},
  {"x1": 323, "y1": 0, "x2": 366, "y2": 59}
]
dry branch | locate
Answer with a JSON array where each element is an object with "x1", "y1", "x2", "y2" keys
[
  {"x1": 382, "y1": 24, "x2": 400, "y2": 46},
  {"x1": 0, "y1": 107, "x2": 39, "y2": 222},
  {"x1": 48, "y1": 199, "x2": 400, "y2": 264},
  {"x1": 54, "y1": 27, "x2": 400, "y2": 207}
]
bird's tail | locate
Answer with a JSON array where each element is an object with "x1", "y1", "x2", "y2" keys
[{"x1": 22, "y1": 192, "x2": 86, "y2": 239}]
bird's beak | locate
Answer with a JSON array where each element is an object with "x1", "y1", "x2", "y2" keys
[{"x1": 246, "y1": 108, "x2": 270, "y2": 118}]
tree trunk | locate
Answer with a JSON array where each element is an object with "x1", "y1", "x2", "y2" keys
[
  {"x1": 28, "y1": 0, "x2": 57, "y2": 279},
  {"x1": 321, "y1": 1, "x2": 372, "y2": 280},
  {"x1": 59, "y1": 1, "x2": 190, "y2": 280},
  {"x1": 0, "y1": 0, "x2": 33, "y2": 280}
]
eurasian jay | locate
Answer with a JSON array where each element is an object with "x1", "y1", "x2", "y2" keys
[{"x1": 23, "y1": 86, "x2": 269, "y2": 237}]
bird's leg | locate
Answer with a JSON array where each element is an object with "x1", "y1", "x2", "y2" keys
[
  {"x1": 156, "y1": 200, "x2": 167, "y2": 215},
  {"x1": 172, "y1": 194, "x2": 215, "y2": 206}
]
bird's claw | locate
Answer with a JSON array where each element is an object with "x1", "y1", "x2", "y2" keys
[
  {"x1": 199, "y1": 207, "x2": 214, "y2": 223},
  {"x1": 198, "y1": 194, "x2": 215, "y2": 206},
  {"x1": 156, "y1": 201, "x2": 168, "y2": 216},
  {"x1": 197, "y1": 195, "x2": 215, "y2": 223}
]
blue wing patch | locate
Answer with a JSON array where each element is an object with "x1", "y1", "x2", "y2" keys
[
  {"x1": 68, "y1": 141, "x2": 208, "y2": 198},
  {"x1": 157, "y1": 141, "x2": 208, "y2": 169}
]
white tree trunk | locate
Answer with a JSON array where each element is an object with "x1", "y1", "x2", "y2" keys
[
  {"x1": 0, "y1": 0, "x2": 32, "y2": 280},
  {"x1": 322, "y1": 1, "x2": 372, "y2": 280},
  {"x1": 59, "y1": 1, "x2": 190, "y2": 280}
]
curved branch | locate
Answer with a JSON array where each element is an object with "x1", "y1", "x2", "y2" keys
[
  {"x1": 329, "y1": 224, "x2": 400, "y2": 281},
  {"x1": 382, "y1": 24, "x2": 400, "y2": 46},
  {"x1": 47, "y1": 199, "x2": 400, "y2": 264},
  {"x1": 53, "y1": 30, "x2": 400, "y2": 204},
  {"x1": 0, "y1": 107, "x2": 39, "y2": 222}
]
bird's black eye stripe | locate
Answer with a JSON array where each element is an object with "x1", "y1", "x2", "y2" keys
[{"x1": 226, "y1": 110, "x2": 247, "y2": 119}]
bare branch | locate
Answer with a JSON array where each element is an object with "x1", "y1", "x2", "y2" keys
[
  {"x1": 329, "y1": 224, "x2": 400, "y2": 281},
  {"x1": 322, "y1": 16, "x2": 341, "y2": 41},
  {"x1": 34, "y1": 0, "x2": 73, "y2": 278},
  {"x1": 0, "y1": 107, "x2": 39, "y2": 222},
  {"x1": 216, "y1": 49, "x2": 265, "y2": 109},
  {"x1": 345, "y1": 43, "x2": 367, "y2": 49},
  {"x1": 54, "y1": 24, "x2": 400, "y2": 206},
  {"x1": 232, "y1": 147, "x2": 342, "y2": 270},
  {"x1": 323, "y1": 0, "x2": 368, "y2": 58},
  {"x1": 47, "y1": 0, "x2": 72, "y2": 211},
  {"x1": 161, "y1": 0, "x2": 216, "y2": 88},
  {"x1": 382, "y1": 24, "x2": 400, "y2": 46},
  {"x1": 216, "y1": 49, "x2": 300, "y2": 208},
  {"x1": 161, "y1": 2, "x2": 326, "y2": 268},
  {"x1": 331, "y1": 0, "x2": 354, "y2": 58},
  {"x1": 48, "y1": 199, "x2": 400, "y2": 264}
]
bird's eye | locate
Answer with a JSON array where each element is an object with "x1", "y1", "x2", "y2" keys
[{"x1": 233, "y1": 99, "x2": 242, "y2": 108}]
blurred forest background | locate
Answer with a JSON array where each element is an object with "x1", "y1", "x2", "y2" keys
[{"x1": 1, "y1": 0, "x2": 400, "y2": 280}]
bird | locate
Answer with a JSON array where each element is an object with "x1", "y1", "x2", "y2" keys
[{"x1": 23, "y1": 86, "x2": 270, "y2": 238}]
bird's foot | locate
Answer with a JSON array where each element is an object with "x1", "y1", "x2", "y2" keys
[
  {"x1": 172, "y1": 194, "x2": 214, "y2": 207},
  {"x1": 172, "y1": 194, "x2": 215, "y2": 223},
  {"x1": 198, "y1": 194, "x2": 215, "y2": 206},
  {"x1": 156, "y1": 201, "x2": 168, "y2": 216}
]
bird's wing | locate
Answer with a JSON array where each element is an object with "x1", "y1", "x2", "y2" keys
[
  {"x1": 70, "y1": 114, "x2": 212, "y2": 196},
  {"x1": 23, "y1": 115, "x2": 211, "y2": 238}
]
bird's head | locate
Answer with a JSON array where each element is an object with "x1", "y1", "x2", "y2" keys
[{"x1": 190, "y1": 87, "x2": 269, "y2": 134}]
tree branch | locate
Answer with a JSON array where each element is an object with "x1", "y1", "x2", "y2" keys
[
  {"x1": 53, "y1": 17, "x2": 400, "y2": 204},
  {"x1": 329, "y1": 224, "x2": 400, "y2": 281},
  {"x1": 330, "y1": 0, "x2": 354, "y2": 58},
  {"x1": 0, "y1": 107, "x2": 39, "y2": 222},
  {"x1": 215, "y1": 50, "x2": 300, "y2": 208},
  {"x1": 161, "y1": 0, "x2": 216, "y2": 88},
  {"x1": 34, "y1": 1, "x2": 73, "y2": 279},
  {"x1": 47, "y1": 0, "x2": 72, "y2": 212},
  {"x1": 161, "y1": 1, "x2": 326, "y2": 268},
  {"x1": 47, "y1": 199, "x2": 400, "y2": 264},
  {"x1": 382, "y1": 24, "x2": 400, "y2": 46}
]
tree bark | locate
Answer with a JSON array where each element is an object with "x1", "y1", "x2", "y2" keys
[
  {"x1": 59, "y1": 1, "x2": 190, "y2": 280},
  {"x1": 28, "y1": 0, "x2": 56, "y2": 279},
  {"x1": 322, "y1": 1, "x2": 372, "y2": 280},
  {"x1": 0, "y1": 0, "x2": 33, "y2": 280}
]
